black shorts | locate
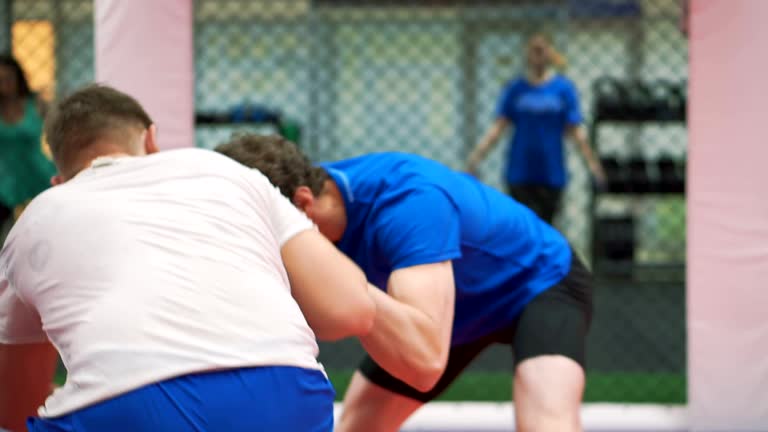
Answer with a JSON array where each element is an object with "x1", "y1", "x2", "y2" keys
[
  {"x1": 359, "y1": 250, "x2": 593, "y2": 403},
  {"x1": 507, "y1": 184, "x2": 563, "y2": 224}
]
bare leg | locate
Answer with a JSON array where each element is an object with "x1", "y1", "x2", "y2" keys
[
  {"x1": 336, "y1": 371, "x2": 425, "y2": 432},
  {"x1": 513, "y1": 355, "x2": 585, "y2": 432}
]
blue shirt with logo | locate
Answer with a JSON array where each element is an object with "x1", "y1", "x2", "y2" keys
[
  {"x1": 496, "y1": 74, "x2": 583, "y2": 189},
  {"x1": 322, "y1": 153, "x2": 572, "y2": 346}
]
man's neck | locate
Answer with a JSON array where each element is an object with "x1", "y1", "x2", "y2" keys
[
  {"x1": 89, "y1": 152, "x2": 134, "y2": 166},
  {"x1": 66, "y1": 149, "x2": 136, "y2": 181}
]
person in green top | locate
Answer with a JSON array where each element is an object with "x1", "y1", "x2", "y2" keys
[{"x1": 0, "y1": 55, "x2": 56, "y2": 229}]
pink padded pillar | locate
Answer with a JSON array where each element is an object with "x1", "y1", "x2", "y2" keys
[
  {"x1": 688, "y1": 0, "x2": 768, "y2": 430},
  {"x1": 94, "y1": 0, "x2": 194, "y2": 150}
]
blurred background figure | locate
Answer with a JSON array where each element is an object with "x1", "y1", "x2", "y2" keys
[
  {"x1": 467, "y1": 33, "x2": 605, "y2": 224},
  {"x1": 0, "y1": 55, "x2": 55, "y2": 238}
]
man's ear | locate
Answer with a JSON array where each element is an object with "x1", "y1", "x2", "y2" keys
[
  {"x1": 144, "y1": 124, "x2": 159, "y2": 154},
  {"x1": 293, "y1": 186, "x2": 315, "y2": 213},
  {"x1": 50, "y1": 175, "x2": 64, "y2": 186}
]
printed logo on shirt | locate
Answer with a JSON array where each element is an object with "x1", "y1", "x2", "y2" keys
[
  {"x1": 515, "y1": 93, "x2": 563, "y2": 114},
  {"x1": 28, "y1": 240, "x2": 51, "y2": 272}
]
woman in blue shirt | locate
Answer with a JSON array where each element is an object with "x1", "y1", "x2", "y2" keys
[{"x1": 467, "y1": 33, "x2": 605, "y2": 223}]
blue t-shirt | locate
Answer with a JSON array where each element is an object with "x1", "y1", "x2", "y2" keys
[
  {"x1": 496, "y1": 74, "x2": 583, "y2": 189},
  {"x1": 322, "y1": 153, "x2": 572, "y2": 346}
]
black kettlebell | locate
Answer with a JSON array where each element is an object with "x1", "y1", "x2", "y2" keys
[
  {"x1": 600, "y1": 156, "x2": 625, "y2": 193},
  {"x1": 594, "y1": 77, "x2": 625, "y2": 121},
  {"x1": 625, "y1": 80, "x2": 652, "y2": 121},
  {"x1": 628, "y1": 157, "x2": 650, "y2": 193},
  {"x1": 649, "y1": 80, "x2": 676, "y2": 121},
  {"x1": 658, "y1": 156, "x2": 677, "y2": 193}
]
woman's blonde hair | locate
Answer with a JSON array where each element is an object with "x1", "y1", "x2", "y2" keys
[{"x1": 528, "y1": 31, "x2": 567, "y2": 71}]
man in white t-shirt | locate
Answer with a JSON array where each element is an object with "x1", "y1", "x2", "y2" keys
[{"x1": 0, "y1": 84, "x2": 376, "y2": 432}]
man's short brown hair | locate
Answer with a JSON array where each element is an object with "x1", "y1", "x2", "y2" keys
[
  {"x1": 215, "y1": 134, "x2": 328, "y2": 199},
  {"x1": 45, "y1": 84, "x2": 153, "y2": 174}
]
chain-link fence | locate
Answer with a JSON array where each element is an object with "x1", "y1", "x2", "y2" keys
[
  {"x1": 1, "y1": 0, "x2": 93, "y2": 101},
  {"x1": 193, "y1": 0, "x2": 688, "y2": 403},
  {"x1": 3, "y1": 0, "x2": 688, "y2": 404}
]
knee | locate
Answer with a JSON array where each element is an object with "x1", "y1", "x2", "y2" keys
[
  {"x1": 337, "y1": 408, "x2": 399, "y2": 432},
  {"x1": 336, "y1": 385, "x2": 421, "y2": 432},
  {"x1": 514, "y1": 355, "x2": 585, "y2": 431},
  {"x1": 515, "y1": 355, "x2": 585, "y2": 396},
  {"x1": 516, "y1": 413, "x2": 581, "y2": 432}
]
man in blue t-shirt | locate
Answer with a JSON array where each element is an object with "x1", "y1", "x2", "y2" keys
[{"x1": 217, "y1": 135, "x2": 593, "y2": 432}]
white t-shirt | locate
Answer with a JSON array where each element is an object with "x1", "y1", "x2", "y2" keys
[{"x1": 0, "y1": 148, "x2": 319, "y2": 418}]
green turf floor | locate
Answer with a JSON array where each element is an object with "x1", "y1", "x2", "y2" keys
[
  {"x1": 54, "y1": 370, "x2": 686, "y2": 404},
  {"x1": 325, "y1": 370, "x2": 686, "y2": 404}
]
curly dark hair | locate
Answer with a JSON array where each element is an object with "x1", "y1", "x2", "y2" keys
[{"x1": 215, "y1": 134, "x2": 328, "y2": 199}]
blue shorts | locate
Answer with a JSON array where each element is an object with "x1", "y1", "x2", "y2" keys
[{"x1": 28, "y1": 366, "x2": 335, "y2": 432}]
